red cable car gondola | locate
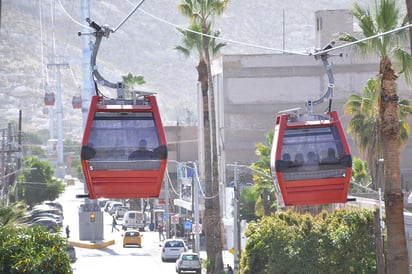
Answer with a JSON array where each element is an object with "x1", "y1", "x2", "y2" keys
[
  {"x1": 44, "y1": 92, "x2": 55, "y2": 106},
  {"x1": 270, "y1": 110, "x2": 352, "y2": 206},
  {"x1": 81, "y1": 95, "x2": 167, "y2": 199},
  {"x1": 80, "y1": 18, "x2": 167, "y2": 199},
  {"x1": 42, "y1": 107, "x2": 49, "y2": 115},
  {"x1": 72, "y1": 96, "x2": 82, "y2": 109},
  {"x1": 270, "y1": 43, "x2": 352, "y2": 206}
]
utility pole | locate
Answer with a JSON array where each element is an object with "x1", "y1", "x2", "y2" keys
[
  {"x1": 233, "y1": 163, "x2": 240, "y2": 274},
  {"x1": 165, "y1": 174, "x2": 170, "y2": 239},
  {"x1": 193, "y1": 162, "x2": 200, "y2": 254},
  {"x1": 15, "y1": 110, "x2": 22, "y2": 201},
  {"x1": 47, "y1": 61, "x2": 68, "y2": 179}
]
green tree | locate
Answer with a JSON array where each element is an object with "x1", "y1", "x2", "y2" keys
[
  {"x1": 122, "y1": 72, "x2": 146, "y2": 99},
  {"x1": 350, "y1": 157, "x2": 372, "y2": 193},
  {"x1": 176, "y1": 1, "x2": 228, "y2": 273},
  {"x1": 18, "y1": 156, "x2": 65, "y2": 205},
  {"x1": 0, "y1": 202, "x2": 26, "y2": 227},
  {"x1": 339, "y1": 0, "x2": 412, "y2": 271},
  {"x1": 27, "y1": 145, "x2": 46, "y2": 158},
  {"x1": 239, "y1": 187, "x2": 259, "y2": 222},
  {"x1": 250, "y1": 132, "x2": 276, "y2": 217},
  {"x1": 406, "y1": 0, "x2": 412, "y2": 54},
  {"x1": 344, "y1": 78, "x2": 412, "y2": 190},
  {"x1": 240, "y1": 209, "x2": 376, "y2": 274},
  {"x1": 0, "y1": 226, "x2": 71, "y2": 273}
]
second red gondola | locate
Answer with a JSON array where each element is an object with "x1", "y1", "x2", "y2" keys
[
  {"x1": 81, "y1": 95, "x2": 167, "y2": 199},
  {"x1": 72, "y1": 96, "x2": 82, "y2": 109},
  {"x1": 44, "y1": 92, "x2": 55, "y2": 106},
  {"x1": 270, "y1": 110, "x2": 352, "y2": 206}
]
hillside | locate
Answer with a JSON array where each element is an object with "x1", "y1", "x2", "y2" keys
[{"x1": 0, "y1": 0, "x2": 371, "y2": 141}]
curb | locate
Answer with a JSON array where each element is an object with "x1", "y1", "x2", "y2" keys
[{"x1": 68, "y1": 239, "x2": 115, "y2": 249}]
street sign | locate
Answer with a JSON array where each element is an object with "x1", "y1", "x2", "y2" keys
[
  {"x1": 171, "y1": 214, "x2": 179, "y2": 224},
  {"x1": 183, "y1": 221, "x2": 192, "y2": 231},
  {"x1": 192, "y1": 224, "x2": 202, "y2": 233}
]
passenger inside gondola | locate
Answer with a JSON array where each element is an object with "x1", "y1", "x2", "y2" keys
[
  {"x1": 280, "y1": 153, "x2": 293, "y2": 168},
  {"x1": 294, "y1": 153, "x2": 304, "y2": 166},
  {"x1": 303, "y1": 151, "x2": 319, "y2": 171},
  {"x1": 321, "y1": 147, "x2": 338, "y2": 164},
  {"x1": 128, "y1": 139, "x2": 153, "y2": 160}
]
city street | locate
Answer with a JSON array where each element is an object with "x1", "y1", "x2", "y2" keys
[{"x1": 57, "y1": 180, "x2": 177, "y2": 274}]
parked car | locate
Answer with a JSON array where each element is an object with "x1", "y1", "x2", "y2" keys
[
  {"x1": 175, "y1": 252, "x2": 202, "y2": 274},
  {"x1": 108, "y1": 202, "x2": 123, "y2": 215},
  {"x1": 66, "y1": 243, "x2": 77, "y2": 263},
  {"x1": 28, "y1": 213, "x2": 63, "y2": 227},
  {"x1": 114, "y1": 206, "x2": 129, "y2": 219},
  {"x1": 30, "y1": 204, "x2": 63, "y2": 218},
  {"x1": 42, "y1": 201, "x2": 63, "y2": 214},
  {"x1": 161, "y1": 239, "x2": 188, "y2": 262},
  {"x1": 29, "y1": 218, "x2": 60, "y2": 232},
  {"x1": 103, "y1": 200, "x2": 113, "y2": 212},
  {"x1": 122, "y1": 229, "x2": 143, "y2": 248},
  {"x1": 98, "y1": 198, "x2": 109, "y2": 208}
]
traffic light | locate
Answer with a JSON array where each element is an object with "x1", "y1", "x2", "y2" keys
[{"x1": 90, "y1": 213, "x2": 96, "y2": 222}]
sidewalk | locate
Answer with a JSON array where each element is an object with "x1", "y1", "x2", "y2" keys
[{"x1": 199, "y1": 250, "x2": 234, "y2": 269}]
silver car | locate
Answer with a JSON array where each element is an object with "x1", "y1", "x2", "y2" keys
[
  {"x1": 161, "y1": 239, "x2": 188, "y2": 262},
  {"x1": 175, "y1": 252, "x2": 202, "y2": 274}
]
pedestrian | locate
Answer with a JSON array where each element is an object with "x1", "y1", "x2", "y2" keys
[
  {"x1": 158, "y1": 223, "x2": 165, "y2": 241},
  {"x1": 227, "y1": 264, "x2": 233, "y2": 274},
  {"x1": 65, "y1": 225, "x2": 70, "y2": 238},
  {"x1": 112, "y1": 215, "x2": 119, "y2": 232}
]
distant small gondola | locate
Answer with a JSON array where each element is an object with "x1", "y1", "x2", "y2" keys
[
  {"x1": 44, "y1": 92, "x2": 55, "y2": 106},
  {"x1": 72, "y1": 96, "x2": 82, "y2": 109},
  {"x1": 80, "y1": 95, "x2": 167, "y2": 199},
  {"x1": 270, "y1": 110, "x2": 352, "y2": 206}
]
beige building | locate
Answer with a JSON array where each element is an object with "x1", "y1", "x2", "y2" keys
[
  {"x1": 165, "y1": 9, "x2": 412, "y2": 253},
  {"x1": 210, "y1": 9, "x2": 412, "y2": 195}
]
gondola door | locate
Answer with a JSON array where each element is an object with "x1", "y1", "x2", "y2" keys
[{"x1": 81, "y1": 95, "x2": 167, "y2": 199}]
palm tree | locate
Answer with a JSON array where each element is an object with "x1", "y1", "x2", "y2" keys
[
  {"x1": 122, "y1": 73, "x2": 145, "y2": 99},
  {"x1": 350, "y1": 157, "x2": 372, "y2": 193},
  {"x1": 176, "y1": 1, "x2": 228, "y2": 272},
  {"x1": 339, "y1": 0, "x2": 412, "y2": 272},
  {"x1": 406, "y1": 0, "x2": 412, "y2": 52},
  {"x1": 344, "y1": 78, "x2": 412, "y2": 190},
  {"x1": 249, "y1": 132, "x2": 276, "y2": 216}
]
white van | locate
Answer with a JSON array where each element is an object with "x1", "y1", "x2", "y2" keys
[{"x1": 122, "y1": 211, "x2": 145, "y2": 231}]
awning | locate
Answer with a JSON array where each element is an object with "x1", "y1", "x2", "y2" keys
[{"x1": 174, "y1": 199, "x2": 204, "y2": 211}]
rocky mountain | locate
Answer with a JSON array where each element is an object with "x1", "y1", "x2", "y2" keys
[{"x1": 0, "y1": 0, "x2": 372, "y2": 141}]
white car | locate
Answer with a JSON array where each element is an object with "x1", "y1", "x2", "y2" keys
[
  {"x1": 161, "y1": 239, "x2": 188, "y2": 262},
  {"x1": 175, "y1": 252, "x2": 202, "y2": 274},
  {"x1": 114, "y1": 206, "x2": 129, "y2": 219},
  {"x1": 108, "y1": 202, "x2": 123, "y2": 215}
]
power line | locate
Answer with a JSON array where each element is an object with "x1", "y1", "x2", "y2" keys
[{"x1": 55, "y1": 0, "x2": 412, "y2": 57}]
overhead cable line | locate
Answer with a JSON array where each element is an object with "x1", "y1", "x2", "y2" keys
[
  {"x1": 57, "y1": 0, "x2": 412, "y2": 58},
  {"x1": 312, "y1": 23, "x2": 412, "y2": 56},
  {"x1": 127, "y1": 0, "x2": 309, "y2": 56},
  {"x1": 57, "y1": 0, "x2": 92, "y2": 30}
]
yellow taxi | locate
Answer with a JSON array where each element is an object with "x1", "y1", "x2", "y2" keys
[{"x1": 122, "y1": 229, "x2": 142, "y2": 248}]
